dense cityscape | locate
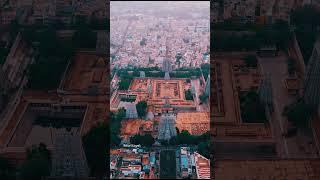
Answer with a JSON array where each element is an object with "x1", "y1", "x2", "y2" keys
[
  {"x1": 0, "y1": 0, "x2": 320, "y2": 179},
  {"x1": 110, "y1": 1, "x2": 210, "y2": 179}
]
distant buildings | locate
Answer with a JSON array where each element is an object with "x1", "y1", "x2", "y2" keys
[
  {"x1": 177, "y1": 147, "x2": 210, "y2": 179},
  {"x1": 110, "y1": 146, "x2": 158, "y2": 179},
  {"x1": 0, "y1": 0, "x2": 107, "y2": 26},
  {"x1": 212, "y1": 0, "x2": 311, "y2": 24},
  {"x1": 194, "y1": 152, "x2": 210, "y2": 179}
]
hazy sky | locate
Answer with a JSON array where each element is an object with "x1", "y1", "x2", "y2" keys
[{"x1": 111, "y1": 1, "x2": 209, "y2": 19}]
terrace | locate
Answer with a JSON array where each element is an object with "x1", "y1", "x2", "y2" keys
[
  {"x1": 176, "y1": 112, "x2": 210, "y2": 135},
  {"x1": 151, "y1": 79, "x2": 184, "y2": 100}
]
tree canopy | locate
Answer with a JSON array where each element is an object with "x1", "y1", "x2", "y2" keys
[
  {"x1": 110, "y1": 108, "x2": 126, "y2": 148},
  {"x1": 169, "y1": 130, "x2": 210, "y2": 145},
  {"x1": 130, "y1": 134, "x2": 155, "y2": 147},
  {"x1": 185, "y1": 89, "x2": 194, "y2": 101},
  {"x1": 19, "y1": 143, "x2": 51, "y2": 180},
  {"x1": 82, "y1": 122, "x2": 109, "y2": 177},
  {"x1": 136, "y1": 101, "x2": 148, "y2": 118}
]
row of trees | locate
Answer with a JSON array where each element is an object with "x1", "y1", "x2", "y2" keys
[
  {"x1": 117, "y1": 67, "x2": 163, "y2": 90},
  {"x1": 170, "y1": 68, "x2": 202, "y2": 78},
  {"x1": 129, "y1": 130, "x2": 211, "y2": 159},
  {"x1": 130, "y1": 134, "x2": 155, "y2": 147},
  {"x1": 212, "y1": 20, "x2": 291, "y2": 51},
  {"x1": 169, "y1": 130, "x2": 210, "y2": 159}
]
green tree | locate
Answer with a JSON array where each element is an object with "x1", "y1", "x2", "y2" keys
[
  {"x1": 175, "y1": 53, "x2": 182, "y2": 64},
  {"x1": 175, "y1": 130, "x2": 195, "y2": 145},
  {"x1": 169, "y1": 130, "x2": 210, "y2": 146},
  {"x1": 130, "y1": 134, "x2": 155, "y2": 147},
  {"x1": 140, "y1": 38, "x2": 146, "y2": 46},
  {"x1": 110, "y1": 108, "x2": 126, "y2": 148},
  {"x1": 198, "y1": 141, "x2": 210, "y2": 159},
  {"x1": 185, "y1": 89, "x2": 194, "y2": 100},
  {"x1": 82, "y1": 122, "x2": 108, "y2": 177},
  {"x1": 19, "y1": 143, "x2": 51, "y2": 180},
  {"x1": 136, "y1": 101, "x2": 148, "y2": 118},
  {"x1": 118, "y1": 79, "x2": 131, "y2": 90}
]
